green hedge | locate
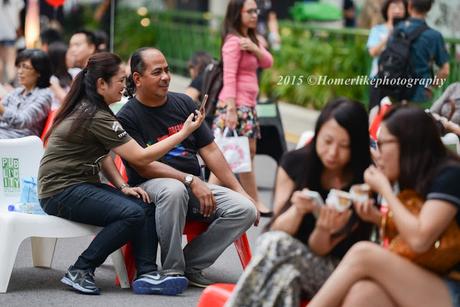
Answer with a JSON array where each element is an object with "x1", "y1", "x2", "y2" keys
[
  {"x1": 261, "y1": 23, "x2": 371, "y2": 108},
  {"x1": 113, "y1": 10, "x2": 156, "y2": 60}
]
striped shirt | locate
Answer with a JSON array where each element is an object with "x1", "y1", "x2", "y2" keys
[{"x1": 0, "y1": 87, "x2": 52, "y2": 139}]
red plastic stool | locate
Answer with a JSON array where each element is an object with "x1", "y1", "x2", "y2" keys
[
  {"x1": 40, "y1": 110, "x2": 57, "y2": 145},
  {"x1": 183, "y1": 220, "x2": 252, "y2": 269},
  {"x1": 115, "y1": 225, "x2": 252, "y2": 286},
  {"x1": 197, "y1": 283, "x2": 309, "y2": 307},
  {"x1": 197, "y1": 283, "x2": 237, "y2": 307}
]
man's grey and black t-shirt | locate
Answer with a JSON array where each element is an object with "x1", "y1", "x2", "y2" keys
[
  {"x1": 38, "y1": 102, "x2": 131, "y2": 198},
  {"x1": 117, "y1": 92, "x2": 214, "y2": 186}
]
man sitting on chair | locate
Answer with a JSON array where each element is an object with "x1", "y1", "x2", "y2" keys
[{"x1": 117, "y1": 47, "x2": 257, "y2": 289}]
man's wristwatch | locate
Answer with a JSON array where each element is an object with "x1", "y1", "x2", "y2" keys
[{"x1": 184, "y1": 174, "x2": 194, "y2": 187}]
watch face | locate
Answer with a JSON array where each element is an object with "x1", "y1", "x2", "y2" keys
[{"x1": 185, "y1": 175, "x2": 193, "y2": 185}]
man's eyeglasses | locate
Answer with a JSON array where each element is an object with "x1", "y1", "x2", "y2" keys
[{"x1": 244, "y1": 8, "x2": 260, "y2": 15}]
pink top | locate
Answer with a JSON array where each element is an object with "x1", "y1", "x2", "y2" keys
[{"x1": 218, "y1": 34, "x2": 273, "y2": 108}]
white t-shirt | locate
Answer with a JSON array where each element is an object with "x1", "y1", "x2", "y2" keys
[
  {"x1": 0, "y1": 0, "x2": 24, "y2": 41},
  {"x1": 366, "y1": 23, "x2": 390, "y2": 79}
]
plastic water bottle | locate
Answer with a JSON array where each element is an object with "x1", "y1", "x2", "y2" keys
[{"x1": 8, "y1": 202, "x2": 47, "y2": 215}]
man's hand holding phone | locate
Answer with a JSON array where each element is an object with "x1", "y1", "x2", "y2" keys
[{"x1": 199, "y1": 94, "x2": 208, "y2": 113}]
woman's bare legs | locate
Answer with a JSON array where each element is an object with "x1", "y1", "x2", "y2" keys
[
  {"x1": 342, "y1": 280, "x2": 396, "y2": 307},
  {"x1": 0, "y1": 45, "x2": 16, "y2": 83},
  {"x1": 272, "y1": 167, "x2": 295, "y2": 215},
  {"x1": 0, "y1": 45, "x2": 6, "y2": 84},
  {"x1": 238, "y1": 138, "x2": 270, "y2": 213},
  {"x1": 309, "y1": 242, "x2": 452, "y2": 307}
]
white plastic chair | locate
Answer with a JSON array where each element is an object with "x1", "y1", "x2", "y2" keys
[
  {"x1": 296, "y1": 130, "x2": 314, "y2": 149},
  {"x1": 0, "y1": 136, "x2": 129, "y2": 293},
  {"x1": 441, "y1": 133, "x2": 460, "y2": 155}
]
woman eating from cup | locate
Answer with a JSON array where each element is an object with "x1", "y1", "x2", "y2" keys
[
  {"x1": 309, "y1": 104, "x2": 460, "y2": 307},
  {"x1": 226, "y1": 98, "x2": 379, "y2": 306}
]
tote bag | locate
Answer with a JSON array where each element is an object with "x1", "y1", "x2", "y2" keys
[{"x1": 214, "y1": 128, "x2": 251, "y2": 173}]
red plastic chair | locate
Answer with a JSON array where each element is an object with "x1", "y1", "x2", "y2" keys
[
  {"x1": 369, "y1": 99, "x2": 392, "y2": 141},
  {"x1": 197, "y1": 283, "x2": 309, "y2": 307},
  {"x1": 40, "y1": 110, "x2": 57, "y2": 143},
  {"x1": 112, "y1": 155, "x2": 252, "y2": 284}
]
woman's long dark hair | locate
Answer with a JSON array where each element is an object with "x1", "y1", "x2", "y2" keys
[
  {"x1": 44, "y1": 52, "x2": 122, "y2": 142},
  {"x1": 222, "y1": 0, "x2": 259, "y2": 47},
  {"x1": 188, "y1": 51, "x2": 213, "y2": 76},
  {"x1": 48, "y1": 42, "x2": 72, "y2": 88},
  {"x1": 383, "y1": 104, "x2": 460, "y2": 196},
  {"x1": 269, "y1": 98, "x2": 372, "y2": 227}
]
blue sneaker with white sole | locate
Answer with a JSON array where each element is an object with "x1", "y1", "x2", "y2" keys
[
  {"x1": 61, "y1": 266, "x2": 100, "y2": 295},
  {"x1": 132, "y1": 272, "x2": 188, "y2": 295}
]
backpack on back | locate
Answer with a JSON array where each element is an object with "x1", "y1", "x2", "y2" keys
[
  {"x1": 377, "y1": 24, "x2": 429, "y2": 101},
  {"x1": 201, "y1": 59, "x2": 223, "y2": 124}
]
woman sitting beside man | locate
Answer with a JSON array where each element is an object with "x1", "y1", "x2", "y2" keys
[
  {"x1": 227, "y1": 98, "x2": 382, "y2": 306},
  {"x1": 39, "y1": 52, "x2": 204, "y2": 295},
  {"x1": 310, "y1": 105, "x2": 460, "y2": 307}
]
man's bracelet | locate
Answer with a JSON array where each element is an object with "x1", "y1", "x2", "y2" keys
[{"x1": 119, "y1": 183, "x2": 130, "y2": 190}]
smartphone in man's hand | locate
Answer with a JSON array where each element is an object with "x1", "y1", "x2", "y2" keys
[{"x1": 199, "y1": 94, "x2": 209, "y2": 113}]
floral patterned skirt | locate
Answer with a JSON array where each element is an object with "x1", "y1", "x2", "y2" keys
[
  {"x1": 225, "y1": 231, "x2": 340, "y2": 307},
  {"x1": 213, "y1": 104, "x2": 261, "y2": 139}
]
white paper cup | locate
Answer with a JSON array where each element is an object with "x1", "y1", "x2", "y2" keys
[
  {"x1": 350, "y1": 184, "x2": 371, "y2": 203},
  {"x1": 326, "y1": 189, "x2": 352, "y2": 212}
]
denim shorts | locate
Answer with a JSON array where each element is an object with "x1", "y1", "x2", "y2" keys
[{"x1": 444, "y1": 278, "x2": 460, "y2": 307}]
